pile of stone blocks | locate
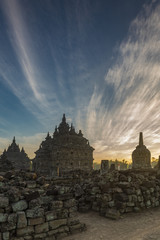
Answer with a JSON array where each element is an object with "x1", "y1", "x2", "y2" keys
[
  {"x1": 76, "y1": 169, "x2": 160, "y2": 219},
  {"x1": 0, "y1": 170, "x2": 85, "y2": 240}
]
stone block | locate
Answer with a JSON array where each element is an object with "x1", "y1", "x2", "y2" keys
[
  {"x1": 35, "y1": 222, "x2": 49, "y2": 234},
  {"x1": 56, "y1": 209, "x2": 68, "y2": 219},
  {"x1": 146, "y1": 200, "x2": 151, "y2": 207},
  {"x1": 49, "y1": 219, "x2": 67, "y2": 230},
  {"x1": 108, "y1": 201, "x2": 115, "y2": 207},
  {"x1": 28, "y1": 217, "x2": 44, "y2": 225},
  {"x1": 50, "y1": 201, "x2": 63, "y2": 209},
  {"x1": 134, "y1": 207, "x2": 141, "y2": 212},
  {"x1": 34, "y1": 233, "x2": 47, "y2": 239},
  {"x1": 28, "y1": 198, "x2": 41, "y2": 209},
  {"x1": 64, "y1": 199, "x2": 76, "y2": 208},
  {"x1": 45, "y1": 211, "x2": 57, "y2": 221},
  {"x1": 4, "y1": 213, "x2": 18, "y2": 231},
  {"x1": 105, "y1": 209, "x2": 120, "y2": 220},
  {"x1": 17, "y1": 226, "x2": 34, "y2": 237},
  {"x1": 0, "y1": 197, "x2": 9, "y2": 208},
  {"x1": 40, "y1": 196, "x2": 53, "y2": 205},
  {"x1": 17, "y1": 212, "x2": 27, "y2": 228},
  {"x1": 2, "y1": 232, "x2": 9, "y2": 240},
  {"x1": 0, "y1": 213, "x2": 8, "y2": 222},
  {"x1": 26, "y1": 207, "x2": 44, "y2": 218},
  {"x1": 69, "y1": 223, "x2": 85, "y2": 233},
  {"x1": 155, "y1": 201, "x2": 159, "y2": 207},
  {"x1": 12, "y1": 200, "x2": 28, "y2": 212},
  {"x1": 56, "y1": 232, "x2": 68, "y2": 239}
]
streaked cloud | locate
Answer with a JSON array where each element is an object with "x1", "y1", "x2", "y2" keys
[
  {"x1": 82, "y1": 1, "x2": 160, "y2": 161},
  {"x1": 0, "y1": 0, "x2": 64, "y2": 127}
]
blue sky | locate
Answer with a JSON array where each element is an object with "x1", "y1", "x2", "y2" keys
[{"x1": 0, "y1": 0, "x2": 159, "y2": 162}]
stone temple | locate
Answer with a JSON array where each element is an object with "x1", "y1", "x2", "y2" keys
[
  {"x1": 132, "y1": 132, "x2": 151, "y2": 169},
  {"x1": 33, "y1": 114, "x2": 94, "y2": 176},
  {"x1": 0, "y1": 137, "x2": 30, "y2": 170}
]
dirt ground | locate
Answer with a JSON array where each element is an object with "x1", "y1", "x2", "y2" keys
[{"x1": 65, "y1": 209, "x2": 160, "y2": 240}]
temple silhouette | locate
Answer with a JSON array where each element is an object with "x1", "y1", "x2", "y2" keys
[
  {"x1": 0, "y1": 137, "x2": 30, "y2": 170},
  {"x1": 33, "y1": 114, "x2": 94, "y2": 176}
]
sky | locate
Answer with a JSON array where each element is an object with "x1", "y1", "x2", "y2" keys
[{"x1": 0, "y1": 0, "x2": 159, "y2": 162}]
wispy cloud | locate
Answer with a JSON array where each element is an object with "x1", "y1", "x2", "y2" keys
[
  {"x1": 82, "y1": 1, "x2": 160, "y2": 161},
  {"x1": 0, "y1": 0, "x2": 63, "y2": 127}
]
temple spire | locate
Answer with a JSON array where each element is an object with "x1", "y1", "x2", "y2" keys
[
  {"x1": 13, "y1": 136, "x2": 16, "y2": 143},
  {"x1": 139, "y1": 132, "x2": 143, "y2": 146},
  {"x1": 62, "y1": 114, "x2": 66, "y2": 123}
]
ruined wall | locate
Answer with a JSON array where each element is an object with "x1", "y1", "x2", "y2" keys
[
  {"x1": 76, "y1": 169, "x2": 160, "y2": 219},
  {"x1": 1, "y1": 168, "x2": 160, "y2": 240},
  {"x1": 0, "y1": 171, "x2": 85, "y2": 240}
]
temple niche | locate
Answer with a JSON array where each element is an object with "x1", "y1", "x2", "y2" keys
[
  {"x1": 132, "y1": 132, "x2": 151, "y2": 169},
  {"x1": 33, "y1": 114, "x2": 94, "y2": 176},
  {"x1": 0, "y1": 137, "x2": 30, "y2": 170}
]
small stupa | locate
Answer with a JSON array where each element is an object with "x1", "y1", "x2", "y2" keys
[{"x1": 132, "y1": 132, "x2": 151, "y2": 169}]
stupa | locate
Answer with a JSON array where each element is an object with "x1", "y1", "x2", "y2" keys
[{"x1": 132, "y1": 132, "x2": 151, "y2": 169}]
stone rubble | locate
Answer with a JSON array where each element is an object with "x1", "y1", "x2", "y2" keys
[
  {"x1": 1, "y1": 168, "x2": 160, "y2": 239},
  {"x1": 0, "y1": 170, "x2": 86, "y2": 240}
]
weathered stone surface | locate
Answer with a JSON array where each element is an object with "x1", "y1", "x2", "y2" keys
[
  {"x1": 34, "y1": 233, "x2": 47, "y2": 239},
  {"x1": 28, "y1": 217, "x2": 44, "y2": 226},
  {"x1": 16, "y1": 226, "x2": 34, "y2": 236},
  {"x1": 50, "y1": 201, "x2": 63, "y2": 209},
  {"x1": 49, "y1": 219, "x2": 67, "y2": 230},
  {"x1": 45, "y1": 211, "x2": 57, "y2": 221},
  {"x1": 26, "y1": 208, "x2": 44, "y2": 218},
  {"x1": 69, "y1": 223, "x2": 84, "y2": 232},
  {"x1": 101, "y1": 160, "x2": 109, "y2": 173},
  {"x1": 12, "y1": 200, "x2": 28, "y2": 212},
  {"x1": 64, "y1": 199, "x2": 76, "y2": 208},
  {"x1": 17, "y1": 212, "x2": 27, "y2": 228},
  {"x1": 28, "y1": 198, "x2": 41, "y2": 209},
  {"x1": 0, "y1": 197, "x2": 9, "y2": 208},
  {"x1": 35, "y1": 222, "x2": 49, "y2": 233},
  {"x1": 2, "y1": 232, "x2": 10, "y2": 240},
  {"x1": 7, "y1": 213, "x2": 17, "y2": 230},
  {"x1": 105, "y1": 209, "x2": 120, "y2": 220},
  {"x1": 0, "y1": 213, "x2": 8, "y2": 222}
]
